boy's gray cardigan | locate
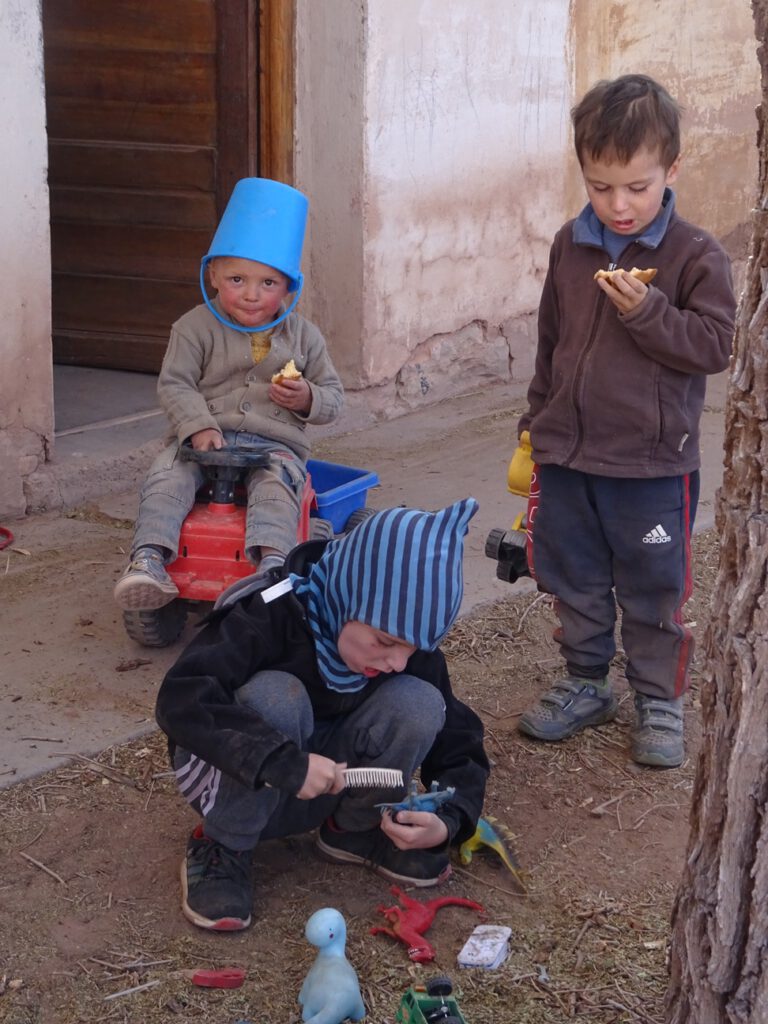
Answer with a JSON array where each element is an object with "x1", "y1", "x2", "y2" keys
[{"x1": 157, "y1": 301, "x2": 344, "y2": 462}]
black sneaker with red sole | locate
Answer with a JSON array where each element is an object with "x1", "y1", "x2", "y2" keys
[{"x1": 181, "y1": 824, "x2": 254, "y2": 931}]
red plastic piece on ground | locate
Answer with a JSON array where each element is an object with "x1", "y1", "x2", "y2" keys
[{"x1": 189, "y1": 967, "x2": 246, "y2": 989}]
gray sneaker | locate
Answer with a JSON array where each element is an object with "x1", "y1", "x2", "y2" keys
[
  {"x1": 631, "y1": 694, "x2": 684, "y2": 767},
  {"x1": 113, "y1": 550, "x2": 178, "y2": 610},
  {"x1": 518, "y1": 677, "x2": 617, "y2": 741}
]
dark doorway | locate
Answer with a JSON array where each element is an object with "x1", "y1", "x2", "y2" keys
[{"x1": 43, "y1": 0, "x2": 294, "y2": 373}]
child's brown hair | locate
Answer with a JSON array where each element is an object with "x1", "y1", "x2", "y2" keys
[{"x1": 572, "y1": 74, "x2": 681, "y2": 170}]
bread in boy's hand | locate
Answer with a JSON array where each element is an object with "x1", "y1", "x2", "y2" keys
[
  {"x1": 594, "y1": 266, "x2": 657, "y2": 285},
  {"x1": 271, "y1": 359, "x2": 303, "y2": 384}
]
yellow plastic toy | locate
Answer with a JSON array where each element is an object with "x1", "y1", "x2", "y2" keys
[
  {"x1": 459, "y1": 815, "x2": 527, "y2": 893},
  {"x1": 506, "y1": 430, "x2": 534, "y2": 497},
  {"x1": 486, "y1": 433, "x2": 533, "y2": 582}
]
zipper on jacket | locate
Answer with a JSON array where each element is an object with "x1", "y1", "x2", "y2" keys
[
  {"x1": 563, "y1": 289, "x2": 607, "y2": 467},
  {"x1": 563, "y1": 247, "x2": 642, "y2": 466}
]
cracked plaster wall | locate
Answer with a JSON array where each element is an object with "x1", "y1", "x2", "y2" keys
[
  {"x1": 0, "y1": 2, "x2": 52, "y2": 518},
  {"x1": 361, "y1": 0, "x2": 571, "y2": 411}
]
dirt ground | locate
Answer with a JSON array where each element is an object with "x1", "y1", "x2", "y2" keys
[{"x1": 0, "y1": 525, "x2": 719, "y2": 1024}]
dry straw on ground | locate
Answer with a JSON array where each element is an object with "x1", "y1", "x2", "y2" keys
[{"x1": 0, "y1": 532, "x2": 719, "y2": 1024}]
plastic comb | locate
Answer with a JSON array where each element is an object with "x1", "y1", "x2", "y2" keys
[{"x1": 343, "y1": 767, "x2": 404, "y2": 788}]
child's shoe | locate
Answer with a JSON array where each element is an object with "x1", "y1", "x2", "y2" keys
[
  {"x1": 631, "y1": 694, "x2": 684, "y2": 767},
  {"x1": 113, "y1": 549, "x2": 178, "y2": 610},
  {"x1": 181, "y1": 824, "x2": 254, "y2": 931},
  {"x1": 518, "y1": 676, "x2": 617, "y2": 741},
  {"x1": 316, "y1": 818, "x2": 451, "y2": 887}
]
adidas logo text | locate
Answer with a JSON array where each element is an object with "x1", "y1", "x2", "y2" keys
[{"x1": 643, "y1": 524, "x2": 671, "y2": 544}]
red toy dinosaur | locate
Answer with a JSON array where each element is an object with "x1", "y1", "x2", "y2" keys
[{"x1": 370, "y1": 885, "x2": 484, "y2": 963}]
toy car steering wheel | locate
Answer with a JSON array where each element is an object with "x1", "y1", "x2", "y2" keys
[
  {"x1": 179, "y1": 444, "x2": 272, "y2": 504},
  {"x1": 179, "y1": 444, "x2": 272, "y2": 470}
]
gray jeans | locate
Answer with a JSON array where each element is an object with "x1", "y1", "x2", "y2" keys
[
  {"x1": 132, "y1": 431, "x2": 306, "y2": 561},
  {"x1": 173, "y1": 670, "x2": 446, "y2": 851}
]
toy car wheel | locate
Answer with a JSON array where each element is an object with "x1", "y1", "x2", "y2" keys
[
  {"x1": 426, "y1": 1010, "x2": 462, "y2": 1024},
  {"x1": 485, "y1": 527, "x2": 506, "y2": 559},
  {"x1": 123, "y1": 602, "x2": 187, "y2": 648},
  {"x1": 342, "y1": 506, "x2": 377, "y2": 533},
  {"x1": 495, "y1": 547, "x2": 529, "y2": 583},
  {"x1": 309, "y1": 517, "x2": 335, "y2": 541},
  {"x1": 425, "y1": 976, "x2": 453, "y2": 998}
]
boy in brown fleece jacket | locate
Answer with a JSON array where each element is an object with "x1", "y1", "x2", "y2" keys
[{"x1": 517, "y1": 74, "x2": 735, "y2": 767}]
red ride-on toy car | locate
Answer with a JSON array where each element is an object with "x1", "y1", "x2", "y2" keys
[{"x1": 122, "y1": 446, "x2": 379, "y2": 647}]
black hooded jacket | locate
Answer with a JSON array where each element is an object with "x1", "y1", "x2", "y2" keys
[{"x1": 156, "y1": 580, "x2": 489, "y2": 846}]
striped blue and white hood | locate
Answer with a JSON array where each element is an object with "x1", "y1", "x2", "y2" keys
[{"x1": 291, "y1": 498, "x2": 479, "y2": 692}]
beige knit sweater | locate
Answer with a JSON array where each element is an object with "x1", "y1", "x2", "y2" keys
[{"x1": 157, "y1": 300, "x2": 344, "y2": 462}]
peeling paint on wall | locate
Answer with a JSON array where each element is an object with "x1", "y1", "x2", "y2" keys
[
  {"x1": 0, "y1": 2, "x2": 52, "y2": 517},
  {"x1": 360, "y1": 0, "x2": 572, "y2": 387},
  {"x1": 395, "y1": 320, "x2": 510, "y2": 409}
]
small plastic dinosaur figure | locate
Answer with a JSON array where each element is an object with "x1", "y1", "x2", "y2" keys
[
  {"x1": 376, "y1": 779, "x2": 455, "y2": 815},
  {"x1": 299, "y1": 908, "x2": 366, "y2": 1024},
  {"x1": 370, "y1": 885, "x2": 484, "y2": 963},
  {"x1": 458, "y1": 815, "x2": 527, "y2": 893}
]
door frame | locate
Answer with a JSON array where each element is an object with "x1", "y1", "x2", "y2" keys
[
  {"x1": 217, "y1": 0, "x2": 294, "y2": 219},
  {"x1": 258, "y1": 0, "x2": 295, "y2": 187}
]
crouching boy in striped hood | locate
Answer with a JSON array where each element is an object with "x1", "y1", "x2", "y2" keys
[{"x1": 156, "y1": 498, "x2": 489, "y2": 932}]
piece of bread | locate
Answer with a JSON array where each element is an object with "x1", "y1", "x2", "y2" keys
[
  {"x1": 271, "y1": 359, "x2": 303, "y2": 384},
  {"x1": 594, "y1": 266, "x2": 657, "y2": 285}
]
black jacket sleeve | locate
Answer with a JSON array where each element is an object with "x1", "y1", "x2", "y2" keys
[
  {"x1": 155, "y1": 596, "x2": 310, "y2": 794},
  {"x1": 406, "y1": 650, "x2": 490, "y2": 846}
]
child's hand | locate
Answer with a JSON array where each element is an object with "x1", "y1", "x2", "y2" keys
[
  {"x1": 190, "y1": 428, "x2": 224, "y2": 451},
  {"x1": 297, "y1": 754, "x2": 347, "y2": 800},
  {"x1": 596, "y1": 270, "x2": 648, "y2": 315},
  {"x1": 269, "y1": 377, "x2": 312, "y2": 414},
  {"x1": 381, "y1": 809, "x2": 449, "y2": 850}
]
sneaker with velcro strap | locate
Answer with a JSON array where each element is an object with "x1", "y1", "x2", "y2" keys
[
  {"x1": 518, "y1": 676, "x2": 617, "y2": 741},
  {"x1": 113, "y1": 549, "x2": 178, "y2": 610},
  {"x1": 631, "y1": 694, "x2": 684, "y2": 768}
]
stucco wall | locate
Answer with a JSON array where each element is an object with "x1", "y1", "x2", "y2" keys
[
  {"x1": 298, "y1": 0, "x2": 574, "y2": 411},
  {"x1": 0, "y1": 2, "x2": 52, "y2": 517},
  {"x1": 361, "y1": 0, "x2": 571, "y2": 404},
  {"x1": 294, "y1": 0, "x2": 366, "y2": 384}
]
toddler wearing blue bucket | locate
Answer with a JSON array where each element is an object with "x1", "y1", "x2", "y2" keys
[{"x1": 114, "y1": 178, "x2": 344, "y2": 612}]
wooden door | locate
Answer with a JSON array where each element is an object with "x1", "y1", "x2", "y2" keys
[{"x1": 43, "y1": 0, "x2": 293, "y2": 372}]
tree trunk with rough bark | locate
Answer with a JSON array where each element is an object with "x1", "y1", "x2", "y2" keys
[{"x1": 666, "y1": 4, "x2": 768, "y2": 1021}]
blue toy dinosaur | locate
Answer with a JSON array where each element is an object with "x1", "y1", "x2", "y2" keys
[
  {"x1": 299, "y1": 907, "x2": 366, "y2": 1024},
  {"x1": 376, "y1": 779, "x2": 455, "y2": 815}
]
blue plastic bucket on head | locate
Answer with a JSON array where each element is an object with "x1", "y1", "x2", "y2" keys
[{"x1": 200, "y1": 177, "x2": 309, "y2": 333}]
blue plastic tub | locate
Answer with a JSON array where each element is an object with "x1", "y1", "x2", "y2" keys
[{"x1": 306, "y1": 459, "x2": 380, "y2": 533}]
